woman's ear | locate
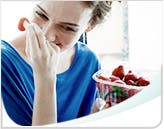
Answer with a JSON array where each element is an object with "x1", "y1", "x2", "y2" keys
[{"x1": 85, "y1": 22, "x2": 96, "y2": 32}]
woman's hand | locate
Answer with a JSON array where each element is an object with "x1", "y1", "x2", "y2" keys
[
  {"x1": 25, "y1": 23, "x2": 60, "y2": 78},
  {"x1": 91, "y1": 98, "x2": 106, "y2": 113},
  {"x1": 25, "y1": 23, "x2": 60, "y2": 125}
]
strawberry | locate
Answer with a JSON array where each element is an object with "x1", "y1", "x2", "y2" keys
[
  {"x1": 128, "y1": 89, "x2": 139, "y2": 97},
  {"x1": 109, "y1": 75, "x2": 120, "y2": 82},
  {"x1": 113, "y1": 79, "x2": 126, "y2": 85},
  {"x1": 106, "y1": 96, "x2": 111, "y2": 103},
  {"x1": 96, "y1": 82, "x2": 101, "y2": 90},
  {"x1": 98, "y1": 75, "x2": 110, "y2": 81},
  {"x1": 121, "y1": 87, "x2": 129, "y2": 93},
  {"x1": 124, "y1": 70, "x2": 138, "y2": 82},
  {"x1": 126, "y1": 80, "x2": 136, "y2": 85},
  {"x1": 112, "y1": 65, "x2": 125, "y2": 80},
  {"x1": 136, "y1": 77, "x2": 150, "y2": 86},
  {"x1": 108, "y1": 85, "x2": 113, "y2": 91},
  {"x1": 116, "y1": 98, "x2": 122, "y2": 103}
]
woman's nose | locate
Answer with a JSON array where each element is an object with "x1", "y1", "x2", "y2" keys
[{"x1": 42, "y1": 23, "x2": 56, "y2": 42}]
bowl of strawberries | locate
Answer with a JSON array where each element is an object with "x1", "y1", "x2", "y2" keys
[{"x1": 92, "y1": 65, "x2": 150, "y2": 108}]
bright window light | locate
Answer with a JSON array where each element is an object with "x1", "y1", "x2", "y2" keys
[{"x1": 128, "y1": 1, "x2": 162, "y2": 70}]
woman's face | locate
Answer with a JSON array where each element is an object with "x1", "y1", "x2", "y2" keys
[{"x1": 31, "y1": 1, "x2": 93, "y2": 51}]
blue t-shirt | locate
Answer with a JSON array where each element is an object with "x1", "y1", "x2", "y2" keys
[{"x1": 1, "y1": 40, "x2": 100, "y2": 126}]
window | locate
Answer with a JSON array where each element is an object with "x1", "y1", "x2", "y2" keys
[
  {"x1": 87, "y1": 1, "x2": 129, "y2": 69},
  {"x1": 128, "y1": 1, "x2": 162, "y2": 70},
  {"x1": 87, "y1": 1, "x2": 162, "y2": 70}
]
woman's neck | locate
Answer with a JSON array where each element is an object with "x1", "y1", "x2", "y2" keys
[
  {"x1": 10, "y1": 33, "x2": 76, "y2": 74},
  {"x1": 57, "y1": 46, "x2": 75, "y2": 74},
  {"x1": 10, "y1": 33, "x2": 27, "y2": 61}
]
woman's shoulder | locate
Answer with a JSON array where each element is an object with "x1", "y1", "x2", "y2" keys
[
  {"x1": 76, "y1": 41, "x2": 99, "y2": 61},
  {"x1": 1, "y1": 40, "x2": 15, "y2": 54},
  {"x1": 1, "y1": 39, "x2": 32, "y2": 72},
  {"x1": 1, "y1": 40, "x2": 19, "y2": 61}
]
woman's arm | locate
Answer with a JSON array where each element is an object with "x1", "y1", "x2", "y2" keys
[
  {"x1": 91, "y1": 98, "x2": 106, "y2": 114},
  {"x1": 32, "y1": 74, "x2": 57, "y2": 125},
  {"x1": 25, "y1": 23, "x2": 60, "y2": 125}
]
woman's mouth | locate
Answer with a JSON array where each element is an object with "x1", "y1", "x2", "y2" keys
[{"x1": 55, "y1": 43, "x2": 62, "y2": 47}]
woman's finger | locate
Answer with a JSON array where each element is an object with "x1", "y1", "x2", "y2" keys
[
  {"x1": 47, "y1": 42, "x2": 60, "y2": 70},
  {"x1": 32, "y1": 23, "x2": 49, "y2": 54},
  {"x1": 95, "y1": 98, "x2": 106, "y2": 111},
  {"x1": 47, "y1": 43, "x2": 60, "y2": 61},
  {"x1": 48, "y1": 42, "x2": 60, "y2": 54},
  {"x1": 27, "y1": 24, "x2": 40, "y2": 56}
]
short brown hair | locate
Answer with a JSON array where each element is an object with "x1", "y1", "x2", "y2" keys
[{"x1": 83, "y1": 1, "x2": 113, "y2": 25}]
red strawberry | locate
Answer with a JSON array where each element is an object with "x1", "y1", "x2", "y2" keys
[
  {"x1": 126, "y1": 80, "x2": 136, "y2": 85},
  {"x1": 98, "y1": 75, "x2": 110, "y2": 81},
  {"x1": 106, "y1": 96, "x2": 111, "y2": 103},
  {"x1": 112, "y1": 65, "x2": 125, "y2": 80},
  {"x1": 136, "y1": 77, "x2": 150, "y2": 86},
  {"x1": 128, "y1": 70, "x2": 132, "y2": 73},
  {"x1": 109, "y1": 75, "x2": 120, "y2": 82},
  {"x1": 128, "y1": 89, "x2": 139, "y2": 97},
  {"x1": 96, "y1": 82, "x2": 102, "y2": 91},
  {"x1": 116, "y1": 98, "x2": 122, "y2": 103},
  {"x1": 113, "y1": 79, "x2": 126, "y2": 85},
  {"x1": 122, "y1": 87, "x2": 129, "y2": 93},
  {"x1": 124, "y1": 70, "x2": 138, "y2": 82}
]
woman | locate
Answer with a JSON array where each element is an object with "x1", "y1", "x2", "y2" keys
[{"x1": 1, "y1": 1, "x2": 112, "y2": 126}]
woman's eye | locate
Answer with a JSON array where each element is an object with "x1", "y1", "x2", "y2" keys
[
  {"x1": 62, "y1": 25, "x2": 76, "y2": 32},
  {"x1": 35, "y1": 11, "x2": 48, "y2": 20}
]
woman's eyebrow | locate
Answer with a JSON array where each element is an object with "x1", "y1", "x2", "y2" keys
[
  {"x1": 36, "y1": 4, "x2": 48, "y2": 15},
  {"x1": 60, "y1": 22, "x2": 79, "y2": 27},
  {"x1": 36, "y1": 4, "x2": 79, "y2": 27}
]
